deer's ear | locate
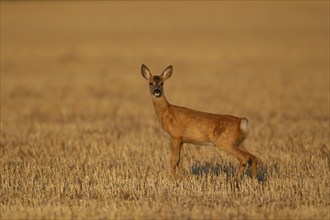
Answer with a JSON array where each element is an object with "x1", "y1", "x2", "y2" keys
[
  {"x1": 161, "y1": 65, "x2": 173, "y2": 81},
  {"x1": 141, "y1": 64, "x2": 152, "y2": 80}
]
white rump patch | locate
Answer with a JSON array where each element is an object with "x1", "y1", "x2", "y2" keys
[{"x1": 240, "y1": 118, "x2": 250, "y2": 134}]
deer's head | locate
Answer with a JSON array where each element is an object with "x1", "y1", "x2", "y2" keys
[{"x1": 141, "y1": 64, "x2": 173, "y2": 98}]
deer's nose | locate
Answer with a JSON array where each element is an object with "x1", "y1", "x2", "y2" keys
[{"x1": 153, "y1": 88, "x2": 162, "y2": 97}]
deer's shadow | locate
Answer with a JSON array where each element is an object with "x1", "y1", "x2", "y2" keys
[{"x1": 190, "y1": 162, "x2": 273, "y2": 183}]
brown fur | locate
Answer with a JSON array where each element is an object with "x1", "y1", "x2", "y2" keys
[{"x1": 141, "y1": 64, "x2": 257, "y2": 180}]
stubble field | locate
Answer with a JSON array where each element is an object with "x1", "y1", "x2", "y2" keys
[{"x1": 1, "y1": 1, "x2": 329, "y2": 219}]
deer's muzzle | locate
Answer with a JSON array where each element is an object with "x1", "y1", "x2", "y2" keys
[{"x1": 153, "y1": 88, "x2": 162, "y2": 97}]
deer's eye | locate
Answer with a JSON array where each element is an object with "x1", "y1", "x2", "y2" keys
[
  {"x1": 160, "y1": 82, "x2": 164, "y2": 86},
  {"x1": 149, "y1": 83, "x2": 153, "y2": 86}
]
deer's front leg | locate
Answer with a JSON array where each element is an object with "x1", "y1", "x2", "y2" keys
[
  {"x1": 170, "y1": 138, "x2": 182, "y2": 179},
  {"x1": 177, "y1": 142, "x2": 184, "y2": 179}
]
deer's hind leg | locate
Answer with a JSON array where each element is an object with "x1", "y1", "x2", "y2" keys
[
  {"x1": 214, "y1": 137, "x2": 257, "y2": 179},
  {"x1": 239, "y1": 148, "x2": 257, "y2": 179},
  {"x1": 236, "y1": 149, "x2": 257, "y2": 180},
  {"x1": 236, "y1": 135, "x2": 258, "y2": 179}
]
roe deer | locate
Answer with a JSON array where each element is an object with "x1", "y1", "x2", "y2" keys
[{"x1": 141, "y1": 64, "x2": 257, "y2": 180}]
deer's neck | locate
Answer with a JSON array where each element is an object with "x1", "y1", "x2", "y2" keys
[{"x1": 152, "y1": 95, "x2": 170, "y2": 124}]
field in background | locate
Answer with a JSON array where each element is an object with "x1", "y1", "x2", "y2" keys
[{"x1": 1, "y1": 1, "x2": 329, "y2": 219}]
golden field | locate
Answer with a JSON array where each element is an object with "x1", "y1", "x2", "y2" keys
[{"x1": 0, "y1": 1, "x2": 329, "y2": 219}]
